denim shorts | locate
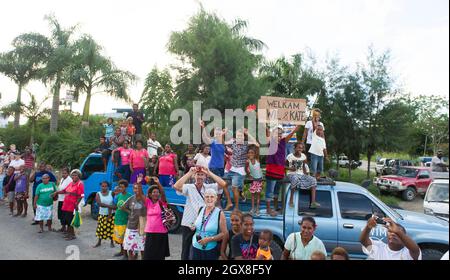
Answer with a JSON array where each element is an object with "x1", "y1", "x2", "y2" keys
[
  {"x1": 310, "y1": 153, "x2": 324, "y2": 174},
  {"x1": 210, "y1": 168, "x2": 225, "y2": 178},
  {"x1": 265, "y1": 179, "x2": 282, "y2": 202},
  {"x1": 224, "y1": 171, "x2": 245, "y2": 190}
]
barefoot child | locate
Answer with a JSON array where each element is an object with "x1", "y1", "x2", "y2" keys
[
  {"x1": 246, "y1": 147, "x2": 263, "y2": 216},
  {"x1": 287, "y1": 143, "x2": 320, "y2": 209},
  {"x1": 256, "y1": 230, "x2": 274, "y2": 260},
  {"x1": 93, "y1": 181, "x2": 116, "y2": 248}
]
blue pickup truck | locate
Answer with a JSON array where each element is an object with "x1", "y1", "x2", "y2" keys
[
  {"x1": 79, "y1": 153, "x2": 186, "y2": 233},
  {"x1": 224, "y1": 180, "x2": 449, "y2": 260},
  {"x1": 80, "y1": 153, "x2": 448, "y2": 259}
]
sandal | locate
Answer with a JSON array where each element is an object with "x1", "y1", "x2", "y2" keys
[{"x1": 224, "y1": 203, "x2": 234, "y2": 211}]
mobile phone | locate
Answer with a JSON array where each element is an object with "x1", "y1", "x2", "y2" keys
[{"x1": 374, "y1": 216, "x2": 387, "y2": 225}]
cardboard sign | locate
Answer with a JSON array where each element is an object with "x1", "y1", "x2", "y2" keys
[{"x1": 258, "y1": 96, "x2": 307, "y2": 125}]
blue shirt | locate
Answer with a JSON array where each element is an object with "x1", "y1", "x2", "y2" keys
[
  {"x1": 103, "y1": 124, "x2": 115, "y2": 139},
  {"x1": 209, "y1": 140, "x2": 225, "y2": 169}
]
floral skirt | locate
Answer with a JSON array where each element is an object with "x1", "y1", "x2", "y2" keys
[
  {"x1": 123, "y1": 228, "x2": 146, "y2": 253},
  {"x1": 96, "y1": 215, "x2": 115, "y2": 240},
  {"x1": 35, "y1": 205, "x2": 53, "y2": 221},
  {"x1": 249, "y1": 180, "x2": 263, "y2": 194}
]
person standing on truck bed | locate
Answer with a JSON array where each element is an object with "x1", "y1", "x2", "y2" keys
[
  {"x1": 130, "y1": 140, "x2": 149, "y2": 185},
  {"x1": 126, "y1": 104, "x2": 145, "y2": 143},
  {"x1": 265, "y1": 125, "x2": 300, "y2": 217},
  {"x1": 174, "y1": 166, "x2": 228, "y2": 260},
  {"x1": 114, "y1": 140, "x2": 133, "y2": 182},
  {"x1": 95, "y1": 136, "x2": 111, "y2": 172},
  {"x1": 281, "y1": 216, "x2": 327, "y2": 260},
  {"x1": 109, "y1": 128, "x2": 126, "y2": 165},
  {"x1": 360, "y1": 216, "x2": 422, "y2": 260},
  {"x1": 308, "y1": 124, "x2": 328, "y2": 180},
  {"x1": 158, "y1": 144, "x2": 179, "y2": 188}
]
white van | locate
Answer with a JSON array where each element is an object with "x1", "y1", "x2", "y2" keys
[{"x1": 424, "y1": 179, "x2": 449, "y2": 221}]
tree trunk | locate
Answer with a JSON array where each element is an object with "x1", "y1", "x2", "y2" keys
[
  {"x1": 30, "y1": 121, "x2": 36, "y2": 147},
  {"x1": 82, "y1": 90, "x2": 92, "y2": 124},
  {"x1": 367, "y1": 153, "x2": 372, "y2": 179},
  {"x1": 13, "y1": 85, "x2": 22, "y2": 128},
  {"x1": 50, "y1": 77, "x2": 61, "y2": 134}
]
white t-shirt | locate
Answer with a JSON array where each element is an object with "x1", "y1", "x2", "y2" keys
[
  {"x1": 363, "y1": 239, "x2": 422, "y2": 260},
  {"x1": 9, "y1": 159, "x2": 25, "y2": 173},
  {"x1": 57, "y1": 176, "x2": 73, "y2": 202},
  {"x1": 147, "y1": 139, "x2": 162, "y2": 157},
  {"x1": 284, "y1": 233, "x2": 327, "y2": 260},
  {"x1": 309, "y1": 132, "x2": 326, "y2": 157},
  {"x1": 194, "y1": 153, "x2": 211, "y2": 169},
  {"x1": 304, "y1": 121, "x2": 325, "y2": 144},
  {"x1": 287, "y1": 153, "x2": 307, "y2": 175},
  {"x1": 177, "y1": 183, "x2": 222, "y2": 227}
]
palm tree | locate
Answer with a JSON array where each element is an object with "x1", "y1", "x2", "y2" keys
[
  {"x1": 66, "y1": 35, "x2": 137, "y2": 123},
  {"x1": 231, "y1": 19, "x2": 267, "y2": 52},
  {"x1": 1, "y1": 91, "x2": 51, "y2": 145},
  {"x1": 42, "y1": 14, "x2": 77, "y2": 134},
  {"x1": 0, "y1": 33, "x2": 50, "y2": 128}
]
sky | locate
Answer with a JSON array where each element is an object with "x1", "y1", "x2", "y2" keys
[{"x1": 0, "y1": 0, "x2": 448, "y2": 121}]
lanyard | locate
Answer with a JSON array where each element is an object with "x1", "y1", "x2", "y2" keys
[{"x1": 200, "y1": 207, "x2": 215, "y2": 234}]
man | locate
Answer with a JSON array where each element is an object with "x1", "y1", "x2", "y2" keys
[
  {"x1": 126, "y1": 104, "x2": 145, "y2": 142},
  {"x1": 360, "y1": 216, "x2": 421, "y2": 260},
  {"x1": 431, "y1": 150, "x2": 448, "y2": 172},
  {"x1": 173, "y1": 166, "x2": 227, "y2": 260},
  {"x1": 146, "y1": 132, "x2": 162, "y2": 157},
  {"x1": 30, "y1": 162, "x2": 57, "y2": 225}
]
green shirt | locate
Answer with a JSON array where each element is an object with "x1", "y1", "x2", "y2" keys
[
  {"x1": 35, "y1": 183, "x2": 57, "y2": 207},
  {"x1": 114, "y1": 192, "x2": 132, "y2": 225}
]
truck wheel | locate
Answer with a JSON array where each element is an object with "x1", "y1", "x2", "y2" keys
[
  {"x1": 270, "y1": 237, "x2": 284, "y2": 260},
  {"x1": 402, "y1": 187, "x2": 416, "y2": 201},
  {"x1": 422, "y1": 248, "x2": 445, "y2": 260},
  {"x1": 168, "y1": 205, "x2": 182, "y2": 234},
  {"x1": 90, "y1": 201, "x2": 99, "y2": 221}
]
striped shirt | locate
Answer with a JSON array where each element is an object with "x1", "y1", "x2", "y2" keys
[{"x1": 283, "y1": 124, "x2": 297, "y2": 143}]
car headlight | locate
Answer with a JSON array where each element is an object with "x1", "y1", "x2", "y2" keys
[{"x1": 424, "y1": 208, "x2": 434, "y2": 215}]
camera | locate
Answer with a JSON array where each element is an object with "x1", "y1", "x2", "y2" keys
[
  {"x1": 196, "y1": 235, "x2": 207, "y2": 249},
  {"x1": 374, "y1": 216, "x2": 387, "y2": 225}
]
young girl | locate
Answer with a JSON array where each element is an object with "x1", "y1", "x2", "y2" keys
[
  {"x1": 126, "y1": 117, "x2": 136, "y2": 145},
  {"x1": 103, "y1": 118, "x2": 115, "y2": 143},
  {"x1": 120, "y1": 120, "x2": 128, "y2": 138},
  {"x1": 246, "y1": 147, "x2": 263, "y2": 216},
  {"x1": 286, "y1": 142, "x2": 319, "y2": 209},
  {"x1": 93, "y1": 181, "x2": 116, "y2": 248}
]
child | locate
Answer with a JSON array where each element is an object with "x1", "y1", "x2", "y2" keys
[
  {"x1": 126, "y1": 117, "x2": 136, "y2": 145},
  {"x1": 256, "y1": 230, "x2": 273, "y2": 260},
  {"x1": 287, "y1": 142, "x2": 320, "y2": 209},
  {"x1": 246, "y1": 147, "x2": 263, "y2": 216},
  {"x1": 120, "y1": 120, "x2": 128, "y2": 138},
  {"x1": 311, "y1": 250, "x2": 327, "y2": 260},
  {"x1": 147, "y1": 155, "x2": 158, "y2": 177},
  {"x1": 308, "y1": 124, "x2": 328, "y2": 180},
  {"x1": 103, "y1": 118, "x2": 115, "y2": 143},
  {"x1": 193, "y1": 145, "x2": 211, "y2": 169}
]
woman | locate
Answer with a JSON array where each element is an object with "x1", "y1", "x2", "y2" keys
[
  {"x1": 281, "y1": 216, "x2": 327, "y2": 260},
  {"x1": 57, "y1": 167, "x2": 72, "y2": 232},
  {"x1": 93, "y1": 181, "x2": 116, "y2": 248},
  {"x1": 191, "y1": 188, "x2": 227, "y2": 260},
  {"x1": 53, "y1": 169, "x2": 84, "y2": 241},
  {"x1": 220, "y1": 210, "x2": 243, "y2": 260},
  {"x1": 158, "y1": 144, "x2": 179, "y2": 188},
  {"x1": 112, "y1": 180, "x2": 132, "y2": 258},
  {"x1": 130, "y1": 140, "x2": 149, "y2": 184},
  {"x1": 121, "y1": 177, "x2": 147, "y2": 260},
  {"x1": 114, "y1": 140, "x2": 133, "y2": 181},
  {"x1": 14, "y1": 165, "x2": 29, "y2": 217},
  {"x1": 33, "y1": 174, "x2": 57, "y2": 233},
  {"x1": 143, "y1": 177, "x2": 170, "y2": 260}
]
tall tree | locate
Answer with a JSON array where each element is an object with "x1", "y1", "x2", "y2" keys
[
  {"x1": 140, "y1": 67, "x2": 175, "y2": 132},
  {"x1": 0, "y1": 33, "x2": 50, "y2": 127},
  {"x1": 67, "y1": 35, "x2": 136, "y2": 123},
  {"x1": 42, "y1": 15, "x2": 77, "y2": 133},
  {"x1": 167, "y1": 9, "x2": 267, "y2": 113}
]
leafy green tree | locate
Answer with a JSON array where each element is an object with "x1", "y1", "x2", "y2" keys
[
  {"x1": 67, "y1": 35, "x2": 136, "y2": 123},
  {"x1": 167, "y1": 9, "x2": 267, "y2": 113},
  {"x1": 1, "y1": 91, "x2": 51, "y2": 145},
  {"x1": 41, "y1": 15, "x2": 77, "y2": 134},
  {"x1": 140, "y1": 67, "x2": 175, "y2": 134},
  {"x1": 0, "y1": 33, "x2": 50, "y2": 127}
]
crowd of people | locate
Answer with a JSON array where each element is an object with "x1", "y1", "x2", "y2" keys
[{"x1": 0, "y1": 104, "x2": 431, "y2": 260}]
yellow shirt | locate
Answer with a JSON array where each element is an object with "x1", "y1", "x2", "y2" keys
[{"x1": 256, "y1": 248, "x2": 273, "y2": 260}]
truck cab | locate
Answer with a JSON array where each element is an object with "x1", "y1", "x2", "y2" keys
[{"x1": 79, "y1": 153, "x2": 186, "y2": 232}]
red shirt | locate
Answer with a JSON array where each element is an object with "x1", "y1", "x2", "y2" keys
[
  {"x1": 24, "y1": 154, "x2": 35, "y2": 169},
  {"x1": 62, "y1": 181, "x2": 85, "y2": 212}
]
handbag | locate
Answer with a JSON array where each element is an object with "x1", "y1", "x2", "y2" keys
[{"x1": 158, "y1": 200, "x2": 176, "y2": 231}]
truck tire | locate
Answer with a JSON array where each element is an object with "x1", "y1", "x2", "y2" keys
[
  {"x1": 270, "y1": 238, "x2": 284, "y2": 260},
  {"x1": 402, "y1": 187, "x2": 416, "y2": 201},
  {"x1": 168, "y1": 205, "x2": 182, "y2": 234},
  {"x1": 422, "y1": 248, "x2": 445, "y2": 260},
  {"x1": 90, "y1": 201, "x2": 99, "y2": 221}
]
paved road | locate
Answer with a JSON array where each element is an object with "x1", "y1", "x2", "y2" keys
[
  {"x1": 0, "y1": 198, "x2": 182, "y2": 260},
  {"x1": 359, "y1": 160, "x2": 376, "y2": 173}
]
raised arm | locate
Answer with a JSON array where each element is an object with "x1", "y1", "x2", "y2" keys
[
  {"x1": 285, "y1": 125, "x2": 301, "y2": 143},
  {"x1": 173, "y1": 167, "x2": 195, "y2": 192},
  {"x1": 200, "y1": 120, "x2": 213, "y2": 145},
  {"x1": 244, "y1": 129, "x2": 260, "y2": 147},
  {"x1": 205, "y1": 167, "x2": 227, "y2": 189},
  {"x1": 152, "y1": 177, "x2": 167, "y2": 203},
  {"x1": 384, "y1": 218, "x2": 421, "y2": 260},
  {"x1": 359, "y1": 216, "x2": 376, "y2": 248}
]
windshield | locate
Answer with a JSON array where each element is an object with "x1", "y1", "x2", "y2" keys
[
  {"x1": 366, "y1": 191, "x2": 402, "y2": 220},
  {"x1": 396, "y1": 168, "x2": 418, "y2": 178},
  {"x1": 426, "y1": 183, "x2": 449, "y2": 203}
]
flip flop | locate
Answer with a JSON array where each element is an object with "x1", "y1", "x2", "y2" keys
[
  {"x1": 38, "y1": 230, "x2": 44, "y2": 234},
  {"x1": 224, "y1": 204, "x2": 234, "y2": 211}
]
